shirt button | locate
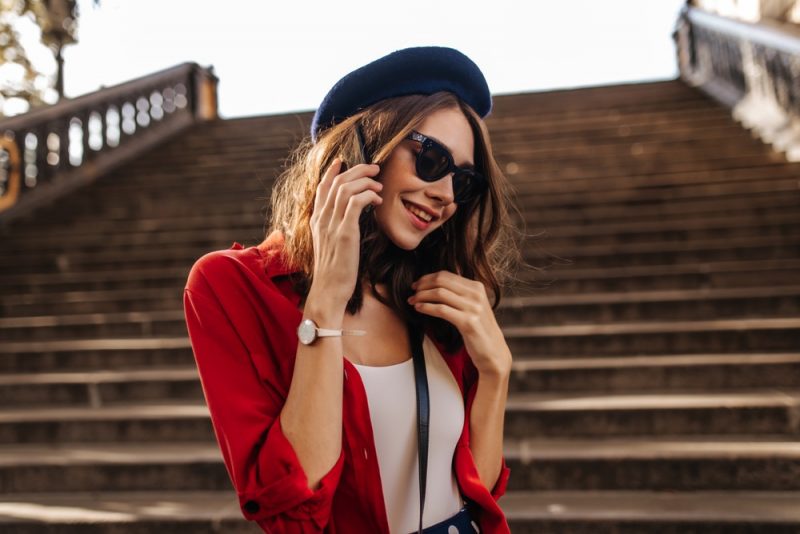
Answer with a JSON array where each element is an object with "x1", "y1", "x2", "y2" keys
[
  {"x1": 244, "y1": 500, "x2": 260, "y2": 514},
  {"x1": 363, "y1": 448, "x2": 368, "y2": 460}
]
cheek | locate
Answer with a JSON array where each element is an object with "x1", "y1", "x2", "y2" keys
[{"x1": 443, "y1": 205, "x2": 457, "y2": 221}]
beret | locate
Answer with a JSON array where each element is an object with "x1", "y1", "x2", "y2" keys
[{"x1": 311, "y1": 46, "x2": 491, "y2": 142}]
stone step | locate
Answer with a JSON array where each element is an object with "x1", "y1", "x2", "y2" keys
[
  {"x1": 14, "y1": 184, "x2": 794, "y2": 235},
  {"x1": 502, "y1": 317, "x2": 800, "y2": 356},
  {"x1": 2, "y1": 489, "x2": 799, "y2": 534},
  {"x1": 510, "y1": 353, "x2": 800, "y2": 392},
  {"x1": 0, "y1": 338, "x2": 194, "y2": 373},
  {"x1": 0, "y1": 388, "x2": 797, "y2": 443},
  {"x1": 0, "y1": 437, "x2": 798, "y2": 494},
  {"x1": 516, "y1": 161, "x2": 798, "y2": 192},
  {"x1": 64, "y1": 145, "x2": 785, "y2": 203},
  {"x1": 2, "y1": 232, "x2": 798, "y2": 274},
  {"x1": 1, "y1": 316, "x2": 797, "y2": 359},
  {"x1": 0, "y1": 490, "x2": 261, "y2": 534},
  {"x1": 3, "y1": 286, "x2": 798, "y2": 341},
  {"x1": 540, "y1": 258, "x2": 800, "y2": 293},
  {"x1": 0, "y1": 368, "x2": 201, "y2": 408},
  {"x1": 496, "y1": 285, "x2": 800, "y2": 324},
  {"x1": 0, "y1": 403, "x2": 213, "y2": 444},
  {"x1": 491, "y1": 118, "x2": 752, "y2": 147},
  {"x1": 37, "y1": 153, "x2": 800, "y2": 211},
  {"x1": 0, "y1": 266, "x2": 188, "y2": 294},
  {"x1": 502, "y1": 490, "x2": 800, "y2": 533},
  {"x1": 0, "y1": 258, "x2": 796, "y2": 305},
  {"x1": 2, "y1": 350, "x2": 798, "y2": 408},
  {"x1": 504, "y1": 437, "x2": 800, "y2": 491},
  {"x1": 5, "y1": 190, "x2": 797, "y2": 246},
  {"x1": 57, "y1": 167, "x2": 799, "y2": 213},
  {"x1": 525, "y1": 191, "x2": 799, "y2": 227},
  {"x1": 535, "y1": 236, "x2": 800, "y2": 269},
  {"x1": 4, "y1": 212, "x2": 799, "y2": 255},
  {"x1": 0, "y1": 287, "x2": 182, "y2": 316},
  {"x1": 496, "y1": 136, "x2": 768, "y2": 165},
  {"x1": 0, "y1": 442, "x2": 225, "y2": 492},
  {"x1": 0, "y1": 310, "x2": 190, "y2": 341},
  {"x1": 505, "y1": 389, "x2": 800, "y2": 437}
]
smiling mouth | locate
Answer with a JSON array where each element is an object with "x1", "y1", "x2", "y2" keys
[{"x1": 402, "y1": 201, "x2": 434, "y2": 223}]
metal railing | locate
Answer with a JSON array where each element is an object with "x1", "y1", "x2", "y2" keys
[
  {"x1": 0, "y1": 62, "x2": 218, "y2": 224},
  {"x1": 675, "y1": 5, "x2": 800, "y2": 160}
]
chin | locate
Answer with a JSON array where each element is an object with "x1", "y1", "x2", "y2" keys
[{"x1": 385, "y1": 229, "x2": 425, "y2": 251}]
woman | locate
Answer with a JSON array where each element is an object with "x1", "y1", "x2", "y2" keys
[{"x1": 184, "y1": 46, "x2": 525, "y2": 534}]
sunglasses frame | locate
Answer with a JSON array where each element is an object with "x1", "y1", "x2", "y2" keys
[{"x1": 406, "y1": 131, "x2": 487, "y2": 204}]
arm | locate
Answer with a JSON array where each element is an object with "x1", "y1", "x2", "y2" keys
[
  {"x1": 469, "y1": 368, "x2": 511, "y2": 497},
  {"x1": 183, "y1": 280, "x2": 346, "y2": 533},
  {"x1": 279, "y1": 286, "x2": 347, "y2": 490}
]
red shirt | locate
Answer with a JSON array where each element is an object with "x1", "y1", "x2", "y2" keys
[{"x1": 183, "y1": 230, "x2": 511, "y2": 533}]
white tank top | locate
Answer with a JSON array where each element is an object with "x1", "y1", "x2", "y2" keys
[{"x1": 352, "y1": 334, "x2": 466, "y2": 534}]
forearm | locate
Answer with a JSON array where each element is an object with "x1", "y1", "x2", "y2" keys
[
  {"x1": 469, "y1": 369, "x2": 510, "y2": 492},
  {"x1": 280, "y1": 289, "x2": 346, "y2": 491}
]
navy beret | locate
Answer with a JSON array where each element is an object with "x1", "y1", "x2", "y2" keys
[{"x1": 311, "y1": 46, "x2": 491, "y2": 142}]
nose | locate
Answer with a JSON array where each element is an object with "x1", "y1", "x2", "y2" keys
[{"x1": 424, "y1": 172, "x2": 456, "y2": 205}]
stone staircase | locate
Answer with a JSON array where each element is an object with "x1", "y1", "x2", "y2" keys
[{"x1": 1, "y1": 80, "x2": 799, "y2": 533}]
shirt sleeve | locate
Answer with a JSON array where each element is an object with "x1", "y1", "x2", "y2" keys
[
  {"x1": 183, "y1": 284, "x2": 345, "y2": 532},
  {"x1": 489, "y1": 454, "x2": 511, "y2": 500}
]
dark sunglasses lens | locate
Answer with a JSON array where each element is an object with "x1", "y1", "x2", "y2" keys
[
  {"x1": 417, "y1": 145, "x2": 450, "y2": 180},
  {"x1": 454, "y1": 171, "x2": 483, "y2": 203}
]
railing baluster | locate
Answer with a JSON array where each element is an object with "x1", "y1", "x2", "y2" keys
[{"x1": 0, "y1": 63, "x2": 218, "y2": 223}]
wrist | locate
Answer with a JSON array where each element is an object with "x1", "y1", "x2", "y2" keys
[{"x1": 303, "y1": 288, "x2": 346, "y2": 328}]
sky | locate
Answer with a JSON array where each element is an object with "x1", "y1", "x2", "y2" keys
[{"x1": 6, "y1": 0, "x2": 687, "y2": 118}]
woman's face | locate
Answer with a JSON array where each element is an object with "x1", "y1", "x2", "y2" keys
[{"x1": 372, "y1": 106, "x2": 474, "y2": 251}]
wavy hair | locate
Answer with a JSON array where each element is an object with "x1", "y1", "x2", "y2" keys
[{"x1": 266, "y1": 92, "x2": 529, "y2": 353}]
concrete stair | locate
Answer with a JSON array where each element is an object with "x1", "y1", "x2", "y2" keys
[{"x1": 1, "y1": 79, "x2": 799, "y2": 532}]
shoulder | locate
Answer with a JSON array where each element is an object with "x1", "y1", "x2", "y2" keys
[{"x1": 185, "y1": 242, "x2": 261, "y2": 298}]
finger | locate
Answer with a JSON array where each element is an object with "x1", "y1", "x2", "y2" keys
[
  {"x1": 411, "y1": 301, "x2": 462, "y2": 328},
  {"x1": 334, "y1": 175, "x2": 382, "y2": 223},
  {"x1": 413, "y1": 271, "x2": 476, "y2": 296},
  {"x1": 321, "y1": 162, "x2": 378, "y2": 219},
  {"x1": 409, "y1": 286, "x2": 474, "y2": 313},
  {"x1": 343, "y1": 188, "x2": 383, "y2": 228},
  {"x1": 317, "y1": 158, "x2": 342, "y2": 209}
]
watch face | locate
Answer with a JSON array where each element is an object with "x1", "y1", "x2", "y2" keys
[{"x1": 297, "y1": 319, "x2": 316, "y2": 345}]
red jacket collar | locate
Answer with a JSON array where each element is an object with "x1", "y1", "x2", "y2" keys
[{"x1": 255, "y1": 230, "x2": 299, "y2": 280}]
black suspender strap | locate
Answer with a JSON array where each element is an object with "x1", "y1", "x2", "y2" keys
[{"x1": 408, "y1": 324, "x2": 429, "y2": 534}]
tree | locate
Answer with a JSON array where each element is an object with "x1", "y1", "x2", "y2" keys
[{"x1": 0, "y1": 0, "x2": 97, "y2": 117}]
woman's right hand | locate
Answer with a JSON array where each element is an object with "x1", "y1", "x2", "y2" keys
[{"x1": 309, "y1": 158, "x2": 383, "y2": 307}]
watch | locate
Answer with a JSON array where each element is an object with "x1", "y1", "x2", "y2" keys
[{"x1": 296, "y1": 318, "x2": 366, "y2": 345}]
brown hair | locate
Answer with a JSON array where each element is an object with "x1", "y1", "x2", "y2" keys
[{"x1": 267, "y1": 92, "x2": 530, "y2": 353}]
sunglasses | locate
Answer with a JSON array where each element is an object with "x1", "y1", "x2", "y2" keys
[
  {"x1": 406, "y1": 131, "x2": 487, "y2": 204},
  {"x1": 355, "y1": 125, "x2": 486, "y2": 205}
]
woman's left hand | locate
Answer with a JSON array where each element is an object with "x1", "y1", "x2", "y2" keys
[{"x1": 408, "y1": 271, "x2": 512, "y2": 377}]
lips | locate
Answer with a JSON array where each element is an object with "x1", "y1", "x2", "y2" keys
[
  {"x1": 402, "y1": 200, "x2": 439, "y2": 221},
  {"x1": 403, "y1": 201, "x2": 433, "y2": 230}
]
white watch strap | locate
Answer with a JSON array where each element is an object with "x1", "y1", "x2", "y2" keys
[{"x1": 317, "y1": 327, "x2": 366, "y2": 337}]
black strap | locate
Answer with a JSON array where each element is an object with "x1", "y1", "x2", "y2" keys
[{"x1": 408, "y1": 324, "x2": 429, "y2": 534}]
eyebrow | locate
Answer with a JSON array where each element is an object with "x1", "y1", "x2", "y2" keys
[{"x1": 418, "y1": 132, "x2": 475, "y2": 169}]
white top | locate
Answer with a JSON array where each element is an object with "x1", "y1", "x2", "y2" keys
[{"x1": 352, "y1": 334, "x2": 465, "y2": 534}]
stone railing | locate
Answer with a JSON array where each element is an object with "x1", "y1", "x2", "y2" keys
[
  {"x1": 674, "y1": 5, "x2": 800, "y2": 160},
  {"x1": 0, "y1": 62, "x2": 217, "y2": 224}
]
